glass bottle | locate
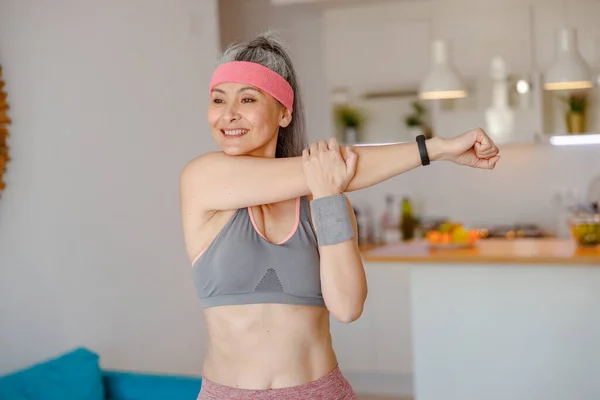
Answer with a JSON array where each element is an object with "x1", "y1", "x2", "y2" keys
[
  {"x1": 381, "y1": 194, "x2": 400, "y2": 243},
  {"x1": 400, "y1": 196, "x2": 416, "y2": 241}
]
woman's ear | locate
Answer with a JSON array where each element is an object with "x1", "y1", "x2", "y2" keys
[{"x1": 279, "y1": 108, "x2": 292, "y2": 128}]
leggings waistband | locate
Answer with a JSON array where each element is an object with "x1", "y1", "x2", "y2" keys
[{"x1": 197, "y1": 365, "x2": 356, "y2": 400}]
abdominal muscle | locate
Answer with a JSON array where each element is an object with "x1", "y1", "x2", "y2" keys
[{"x1": 201, "y1": 303, "x2": 338, "y2": 390}]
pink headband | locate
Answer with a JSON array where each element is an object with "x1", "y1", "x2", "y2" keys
[{"x1": 209, "y1": 61, "x2": 294, "y2": 113}]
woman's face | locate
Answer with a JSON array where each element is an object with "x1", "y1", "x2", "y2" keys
[{"x1": 208, "y1": 82, "x2": 292, "y2": 157}]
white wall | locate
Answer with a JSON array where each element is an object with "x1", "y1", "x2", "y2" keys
[{"x1": 0, "y1": 0, "x2": 220, "y2": 375}]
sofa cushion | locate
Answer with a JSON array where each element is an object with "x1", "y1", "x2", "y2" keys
[
  {"x1": 103, "y1": 370, "x2": 202, "y2": 400},
  {"x1": 0, "y1": 347, "x2": 105, "y2": 400}
]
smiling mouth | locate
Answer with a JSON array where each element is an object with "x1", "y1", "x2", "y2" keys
[{"x1": 221, "y1": 129, "x2": 248, "y2": 138}]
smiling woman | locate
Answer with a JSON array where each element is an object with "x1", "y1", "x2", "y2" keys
[
  {"x1": 179, "y1": 31, "x2": 500, "y2": 400},
  {"x1": 0, "y1": 65, "x2": 10, "y2": 195}
]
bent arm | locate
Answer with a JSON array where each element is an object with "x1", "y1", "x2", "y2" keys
[
  {"x1": 316, "y1": 195, "x2": 366, "y2": 323},
  {"x1": 181, "y1": 138, "x2": 445, "y2": 213}
]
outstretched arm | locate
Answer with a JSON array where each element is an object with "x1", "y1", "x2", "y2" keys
[
  {"x1": 343, "y1": 137, "x2": 443, "y2": 192},
  {"x1": 180, "y1": 129, "x2": 500, "y2": 214}
]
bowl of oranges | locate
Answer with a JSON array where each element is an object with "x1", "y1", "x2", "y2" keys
[{"x1": 425, "y1": 222, "x2": 480, "y2": 249}]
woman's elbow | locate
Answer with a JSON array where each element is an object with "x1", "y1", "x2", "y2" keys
[{"x1": 332, "y1": 303, "x2": 365, "y2": 324}]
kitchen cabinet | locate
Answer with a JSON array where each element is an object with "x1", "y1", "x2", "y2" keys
[
  {"x1": 411, "y1": 263, "x2": 600, "y2": 400},
  {"x1": 329, "y1": 262, "x2": 413, "y2": 396},
  {"x1": 330, "y1": 263, "x2": 413, "y2": 373},
  {"x1": 330, "y1": 239, "x2": 600, "y2": 398}
]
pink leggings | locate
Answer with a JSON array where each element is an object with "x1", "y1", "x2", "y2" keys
[{"x1": 196, "y1": 365, "x2": 357, "y2": 400}]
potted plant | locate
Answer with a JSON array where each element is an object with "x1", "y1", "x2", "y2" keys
[
  {"x1": 404, "y1": 101, "x2": 432, "y2": 139},
  {"x1": 334, "y1": 104, "x2": 366, "y2": 145},
  {"x1": 560, "y1": 92, "x2": 588, "y2": 134}
]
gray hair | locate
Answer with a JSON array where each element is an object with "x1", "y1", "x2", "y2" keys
[{"x1": 219, "y1": 31, "x2": 307, "y2": 159}]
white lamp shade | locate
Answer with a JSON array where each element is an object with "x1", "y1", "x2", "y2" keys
[
  {"x1": 419, "y1": 40, "x2": 467, "y2": 100},
  {"x1": 544, "y1": 28, "x2": 593, "y2": 90}
]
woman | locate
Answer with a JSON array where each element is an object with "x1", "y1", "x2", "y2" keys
[{"x1": 180, "y1": 33, "x2": 500, "y2": 399}]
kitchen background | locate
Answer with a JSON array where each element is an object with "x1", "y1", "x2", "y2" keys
[
  {"x1": 221, "y1": 0, "x2": 600, "y2": 241},
  {"x1": 218, "y1": 5, "x2": 600, "y2": 394},
  {"x1": 0, "y1": 0, "x2": 599, "y2": 399}
]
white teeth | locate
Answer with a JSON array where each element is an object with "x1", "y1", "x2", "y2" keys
[{"x1": 223, "y1": 129, "x2": 247, "y2": 136}]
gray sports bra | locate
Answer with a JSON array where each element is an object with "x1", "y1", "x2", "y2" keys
[{"x1": 191, "y1": 196, "x2": 325, "y2": 308}]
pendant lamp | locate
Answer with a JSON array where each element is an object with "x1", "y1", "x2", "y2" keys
[
  {"x1": 544, "y1": 28, "x2": 593, "y2": 91},
  {"x1": 419, "y1": 40, "x2": 467, "y2": 100}
]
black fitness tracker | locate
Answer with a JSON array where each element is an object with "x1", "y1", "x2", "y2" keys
[{"x1": 416, "y1": 134, "x2": 430, "y2": 166}]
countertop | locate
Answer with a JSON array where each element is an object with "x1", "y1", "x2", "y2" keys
[{"x1": 361, "y1": 238, "x2": 600, "y2": 265}]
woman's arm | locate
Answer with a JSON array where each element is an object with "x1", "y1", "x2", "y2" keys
[
  {"x1": 315, "y1": 195, "x2": 366, "y2": 323},
  {"x1": 301, "y1": 139, "x2": 365, "y2": 323},
  {"x1": 343, "y1": 137, "x2": 444, "y2": 192},
  {"x1": 180, "y1": 129, "x2": 499, "y2": 213},
  {"x1": 180, "y1": 151, "x2": 308, "y2": 213},
  {"x1": 180, "y1": 138, "x2": 442, "y2": 213}
]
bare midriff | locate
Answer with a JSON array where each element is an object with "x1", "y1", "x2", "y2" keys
[{"x1": 202, "y1": 303, "x2": 337, "y2": 390}]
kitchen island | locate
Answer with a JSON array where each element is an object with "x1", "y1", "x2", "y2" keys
[{"x1": 359, "y1": 239, "x2": 600, "y2": 400}]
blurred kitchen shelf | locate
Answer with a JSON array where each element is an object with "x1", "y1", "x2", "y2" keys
[{"x1": 538, "y1": 133, "x2": 600, "y2": 146}]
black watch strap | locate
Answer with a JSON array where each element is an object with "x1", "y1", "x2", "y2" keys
[{"x1": 416, "y1": 134, "x2": 430, "y2": 166}]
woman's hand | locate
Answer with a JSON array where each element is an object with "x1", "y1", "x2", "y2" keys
[
  {"x1": 440, "y1": 128, "x2": 501, "y2": 169},
  {"x1": 302, "y1": 138, "x2": 358, "y2": 198}
]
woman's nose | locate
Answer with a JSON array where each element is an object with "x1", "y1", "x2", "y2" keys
[{"x1": 222, "y1": 103, "x2": 241, "y2": 122}]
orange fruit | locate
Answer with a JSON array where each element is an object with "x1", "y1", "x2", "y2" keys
[
  {"x1": 426, "y1": 230, "x2": 441, "y2": 244},
  {"x1": 440, "y1": 233, "x2": 452, "y2": 244},
  {"x1": 468, "y1": 230, "x2": 480, "y2": 244}
]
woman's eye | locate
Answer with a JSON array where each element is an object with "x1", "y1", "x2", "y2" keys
[
  {"x1": 241, "y1": 98, "x2": 255, "y2": 103},
  {"x1": 212, "y1": 98, "x2": 223, "y2": 104}
]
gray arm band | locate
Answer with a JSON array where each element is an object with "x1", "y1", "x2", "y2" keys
[{"x1": 310, "y1": 194, "x2": 355, "y2": 246}]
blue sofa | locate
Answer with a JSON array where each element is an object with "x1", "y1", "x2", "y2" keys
[{"x1": 0, "y1": 347, "x2": 203, "y2": 400}]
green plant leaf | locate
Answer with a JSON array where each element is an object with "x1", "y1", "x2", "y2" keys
[{"x1": 334, "y1": 105, "x2": 366, "y2": 128}]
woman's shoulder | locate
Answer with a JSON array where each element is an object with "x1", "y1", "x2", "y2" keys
[
  {"x1": 181, "y1": 151, "x2": 226, "y2": 177},
  {"x1": 179, "y1": 152, "x2": 234, "y2": 196}
]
